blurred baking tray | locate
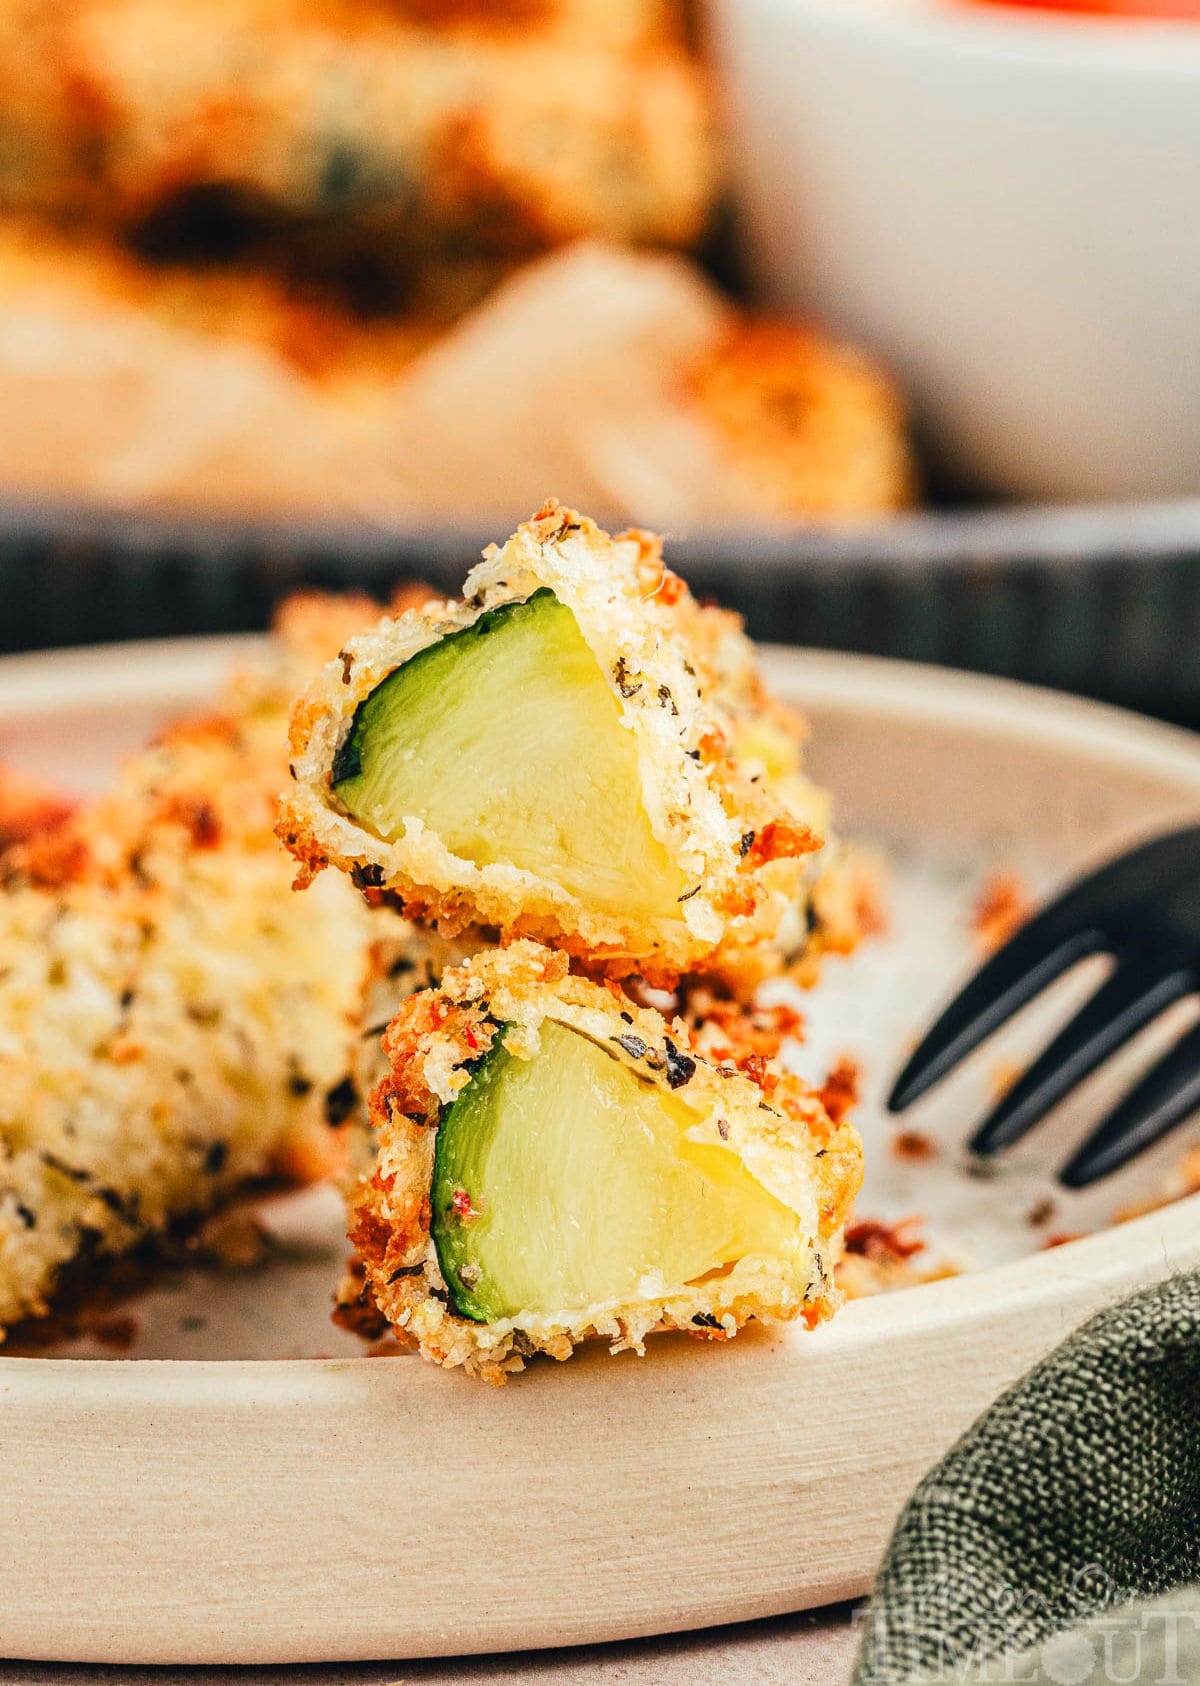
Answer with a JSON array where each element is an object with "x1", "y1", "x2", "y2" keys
[{"x1": 2, "y1": 493, "x2": 1199, "y2": 725}]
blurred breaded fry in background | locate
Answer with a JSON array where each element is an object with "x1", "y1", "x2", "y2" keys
[
  {"x1": 0, "y1": 0, "x2": 918, "y2": 526},
  {"x1": 374, "y1": 0, "x2": 681, "y2": 47},
  {"x1": 0, "y1": 228, "x2": 914, "y2": 521},
  {"x1": 0, "y1": 0, "x2": 713, "y2": 281}
]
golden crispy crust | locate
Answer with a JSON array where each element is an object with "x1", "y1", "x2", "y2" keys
[
  {"x1": 687, "y1": 320, "x2": 918, "y2": 518},
  {"x1": 0, "y1": 2, "x2": 714, "y2": 259},
  {"x1": 0, "y1": 766, "x2": 75, "y2": 853},
  {"x1": 369, "y1": 0, "x2": 676, "y2": 46},
  {"x1": 339, "y1": 940, "x2": 862, "y2": 1382},
  {"x1": 280, "y1": 501, "x2": 819, "y2": 986},
  {"x1": 0, "y1": 584, "x2": 419, "y2": 1338}
]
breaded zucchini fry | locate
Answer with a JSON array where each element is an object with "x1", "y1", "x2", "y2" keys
[
  {"x1": 0, "y1": 585, "x2": 444, "y2": 1338},
  {"x1": 0, "y1": 711, "x2": 376, "y2": 1335},
  {"x1": 374, "y1": 0, "x2": 677, "y2": 47},
  {"x1": 280, "y1": 502, "x2": 820, "y2": 984},
  {"x1": 337, "y1": 942, "x2": 862, "y2": 1381},
  {"x1": 0, "y1": 1, "x2": 713, "y2": 260}
]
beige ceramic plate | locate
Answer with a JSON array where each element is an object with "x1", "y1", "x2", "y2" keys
[{"x1": 0, "y1": 638, "x2": 1198, "y2": 1667}]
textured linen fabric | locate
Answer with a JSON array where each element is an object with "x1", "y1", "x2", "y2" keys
[{"x1": 854, "y1": 1271, "x2": 1200, "y2": 1685}]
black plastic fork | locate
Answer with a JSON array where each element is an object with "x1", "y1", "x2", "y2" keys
[{"x1": 888, "y1": 825, "x2": 1200, "y2": 1189}]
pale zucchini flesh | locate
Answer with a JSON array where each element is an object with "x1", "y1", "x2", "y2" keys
[
  {"x1": 430, "y1": 1019, "x2": 803, "y2": 1323},
  {"x1": 332, "y1": 590, "x2": 690, "y2": 921}
]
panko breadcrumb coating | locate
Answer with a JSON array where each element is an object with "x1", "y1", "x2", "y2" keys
[
  {"x1": 0, "y1": 586, "x2": 444, "y2": 1338},
  {"x1": 0, "y1": 711, "x2": 375, "y2": 1334},
  {"x1": 280, "y1": 501, "x2": 821, "y2": 986},
  {"x1": 336, "y1": 941, "x2": 862, "y2": 1381}
]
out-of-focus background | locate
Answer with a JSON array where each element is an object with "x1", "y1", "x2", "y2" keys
[{"x1": 0, "y1": 0, "x2": 1197, "y2": 722}]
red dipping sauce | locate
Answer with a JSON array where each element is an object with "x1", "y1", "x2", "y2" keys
[{"x1": 971, "y1": 0, "x2": 1200, "y2": 17}]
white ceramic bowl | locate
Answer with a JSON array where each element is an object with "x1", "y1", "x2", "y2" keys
[{"x1": 712, "y1": 0, "x2": 1200, "y2": 501}]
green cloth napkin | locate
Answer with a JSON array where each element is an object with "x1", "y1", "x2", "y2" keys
[{"x1": 853, "y1": 1270, "x2": 1200, "y2": 1685}]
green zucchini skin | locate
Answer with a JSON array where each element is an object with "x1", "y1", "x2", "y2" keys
[
  {"x1": 430, "y1": 1025, "x2": 513, "y2": 1323},
  {"x1": 332, "y1": 589, "x2": 555, "y2": 790}
]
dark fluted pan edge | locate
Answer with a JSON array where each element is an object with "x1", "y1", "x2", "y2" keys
[{"x1": 2, "y1": 495, "x2": 1198, "y2": 726}]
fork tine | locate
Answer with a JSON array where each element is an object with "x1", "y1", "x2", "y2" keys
[
  {"x1": 891, "y1": 827, "x2": 1200, "y2": 1113},
  {"x1": 1059, "y1": 1017, "x2": 1200, "y2": 1188},
  {"x1": 888, "y1": 925, "x2": 1101, "y2": 1112},
  {"x1": 967, "y1": 959, "x2": 1194, "y2": 1156}
]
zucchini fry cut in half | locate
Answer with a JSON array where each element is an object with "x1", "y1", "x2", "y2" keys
[
  {"x1": 337, "y1": 942, "x2": 863, "y2": 1381},
  {"x1": 280, "y1": 501, "x2": 820, "y2": 983}
]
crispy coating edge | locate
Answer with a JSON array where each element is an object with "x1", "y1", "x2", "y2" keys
[{"x1": 336, "y1": 940, "x2": 863, "y2": 1382}]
